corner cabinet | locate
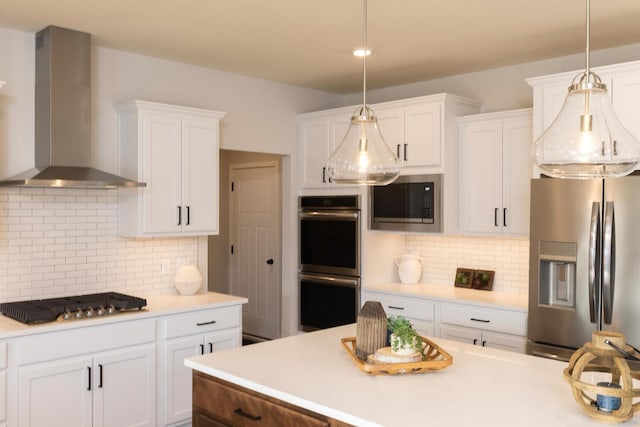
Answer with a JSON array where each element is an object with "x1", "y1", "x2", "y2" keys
[
  {"x1": 459, "y1": 109, "x2": 532, "y2": 236},
  {"x1": 297, "y1": 94, "x2": 482, "y2": 190},
  {"x1": 117, "y1": 100, "x2": 226, "y2": 237}
]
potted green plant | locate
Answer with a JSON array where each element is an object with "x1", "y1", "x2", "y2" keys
[{"x1": 387, "y1": 315, "x2": 423, "y2": 355}]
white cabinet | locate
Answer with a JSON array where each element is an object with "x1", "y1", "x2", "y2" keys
[
  {"x1": 363, "y1": 290, "x2": 436, "y2": 337},
  {"x1": 117, "y1": 100, "x2": 226, "y2": 237},
  {"x1": 13, "y1": 319, "x2": 156, "y2": 427},
  {"x1": 297, "y1": 94, "x2": 482, "y2": 191},
  {"x1": 528, "y1": 60, "x2": 640, "y2": 174},
  {"x1": 459, "y1": 109, "x2": 532, "y2": 236},
  {"x1": 0, "y1": 341, "x2": 6, "y2": 427},
  {"x1": 159, "y1": 306, "x2": 242, "y2": 426},
  {"x1": 440, "y1": 302, "x2": 527, "y2": 353}
]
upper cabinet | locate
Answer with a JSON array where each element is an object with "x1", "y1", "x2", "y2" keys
[
  {"x1": 297, "y1": 94, "x2": 482, "y2": 190},
  {"x1": 117, "y1": 101, "x2": 226, "y2": 237},
  {"x1": 527, "y1": 60, "x2": 640, "y2": 175},
  {"x1": 459, "y1": 109, "x2": 532, "y2": 236}
]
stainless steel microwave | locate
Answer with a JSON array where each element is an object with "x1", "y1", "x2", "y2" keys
[{"x1": 369, "y1": 174, "x2": 442, "y2": 232}]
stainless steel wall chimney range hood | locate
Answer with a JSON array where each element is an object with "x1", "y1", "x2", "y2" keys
[{"x1": 0, "y1": 26, "x2": 145, "y2": 188}]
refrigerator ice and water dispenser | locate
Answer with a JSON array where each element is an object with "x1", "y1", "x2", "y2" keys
[{"x1": 538, "y1": 241, "x2": 577, "y2": 308}]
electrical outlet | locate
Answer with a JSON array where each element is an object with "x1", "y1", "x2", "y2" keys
[{"x1": 161, "y1": 259, "x2": 170, "y2": 276}]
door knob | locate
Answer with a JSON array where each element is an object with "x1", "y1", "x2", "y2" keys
[{"x1": 266, "y1": 259, "x2": 274, "y2": 265}]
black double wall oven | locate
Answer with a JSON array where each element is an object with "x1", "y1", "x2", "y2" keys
[{"x1": 298, "y1": 195, "x2": 360, "y2": 331}]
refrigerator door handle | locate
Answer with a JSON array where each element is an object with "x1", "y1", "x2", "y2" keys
[
  {"x1": 588, "y1": 201, "x2": 601, "y2": 324},
  {"x1": 603, "y1": 201, "x2": 615, "y2": 325}
]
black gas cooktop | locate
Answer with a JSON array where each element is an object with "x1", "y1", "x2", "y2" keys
[{"x1": 0, "y1": 292, "x2": 147, "y2": 324}]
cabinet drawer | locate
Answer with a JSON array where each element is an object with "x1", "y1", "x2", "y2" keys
[
  {"x1": 162, "y1": 306, "x2": 240, "y2": 339},
  {"x1": 363, "y1": 292, "x2": 435, "y2": 322},
  {"x1": 440, "y1": 303, "x2": 526, "y2": 336},
  {"x1": 193, "y1": 372, "x2": 329, "y2": 427},
  {"x1": 0, "y1": 341, "x2": 6, "y2": 369},
  {"x1": 17, "y1": 318, "x2": 156, "y2": 365}
]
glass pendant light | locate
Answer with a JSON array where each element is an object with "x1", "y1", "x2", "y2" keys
[
  {"x1": 326, "y1": 0, "x2": 400, "y2": 185},
  {"x1": 532, "y1": 0, "x2": 640, "y2": 178}
]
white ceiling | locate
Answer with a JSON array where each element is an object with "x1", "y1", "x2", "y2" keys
[{"x1": 1, "y1": 0, "x2": 639, "y2": 94}]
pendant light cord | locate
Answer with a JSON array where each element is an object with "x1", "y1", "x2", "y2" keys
[
  {"x1": 362, "y1": 0, "x2": 367, "y2": 110},
  {"x1": 585, "y1": 0, "x2": 590, "y2": 77}
]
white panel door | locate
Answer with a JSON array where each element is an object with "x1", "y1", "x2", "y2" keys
[
  {"x1": 404, "y1": 102, "x2": 442, "y2": 167},
  {"x1": 460, "y1": 120, "x2": 503, "y2": 233},
  {"x1": 230, "y1": 162, "x2": 280, "y2": 339},
  {"x1": 502, "y1": 116, "x2": 532, "y2": 235},
  {"x1": 93, "y1": 345, "x2": 156, "y2": 427},
  {"x1": 375, "y1": 106, "x2": 404, "y2": 161},
  {"x1": 142, "y1": 112, "x2": 182, "y2": 234},
  {"x1": 162, "y1": 335, "x2": 203, "y2": 425},
  {"x1": 182, "y1": 117, "x2": 219, "y2": 234},
  {"x1": 18, "y1": 357, "x2": 93, "y2": 427}
]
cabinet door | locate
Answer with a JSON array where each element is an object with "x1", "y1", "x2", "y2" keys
[
  {"x1": 502, "y1": 116, "x2": 532, "y2": 235},
  {"x1": 0, "y1": 370, "x2": 6, "y2": 424},
  {"x1": 142, "y1": 112, "x2": 183, "y2": 234},
  {"x1": 610, "y1": 69, "x2": 640, "y2": 141},
  {"x1": 460, "y1": 120, "x2": 503, "y2": 233},
  {"x1": 404, "y1": 102, "x2": 442, "y2": 167},
  {"x1": 439, "y1": 324, "x2": 482, "y2": 346},
  {"x1": 298, "y1": 117, "x2": 330, "y2": 188},
  {"x1": 375, "y1": 106, "x2": 404, "y2": 161},
  {"x1": 18, "y1": 357, "x2": 93, "y2": 427},
  {"x1": 93, "y1": 345, "x2": 156, "y2": 427},
  {"x1": 481, "y1": 331, "x2": 526, "y2": 353},
  {"x1": 327, "y1": 113, "x2": 354, "y2": 186},
  {"x1": 182, "y1": 117, "x2": 219, "y2": 234}
]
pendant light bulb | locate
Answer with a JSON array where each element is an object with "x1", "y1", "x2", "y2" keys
[
  {"x1": 532, "y1": 0, "x2": 640, "y2": 178},
  {"x1": 326, "y1": 0, "x2": 400, "y2": 186}
]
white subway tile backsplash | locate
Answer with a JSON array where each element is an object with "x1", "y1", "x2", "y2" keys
[{"x1": 0, "y1": 188, "x2": 198, "y2": 302}]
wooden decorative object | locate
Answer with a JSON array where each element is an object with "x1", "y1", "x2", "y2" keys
[
  {"x1": 341, "y1": 335, "x2": 453, "y2": 375},
  {"x1": 472, "y1": 269, "x2": 495, "y2": 291},
  {"x1": 355, "y1": 301, "x2": 387, "y2": 361},
  {"x1": 454, "y1": 268, "x2": 474, "y2": 288},
  {"x1": 563, "y1": 331, "x2": 640, "y2": 423}
]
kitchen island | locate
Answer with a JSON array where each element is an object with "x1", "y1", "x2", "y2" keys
[{"x1": 186, "y1": 324, "x2": 640, "y2": 427}]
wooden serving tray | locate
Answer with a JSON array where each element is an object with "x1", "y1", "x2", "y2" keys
[{"x1": 341, "y1": 336, "x2": 453, "y2": 375}]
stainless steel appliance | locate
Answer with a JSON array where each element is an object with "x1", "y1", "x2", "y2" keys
[
  {"x1": 298, "y1": 195, "x2": 360, "y2": 331},
  {"x1": 369, "y1": 174, "x2": 442, "y2": 232},
  {"x1": 0, "y1": 292, "x2": 147, "y2": 324},
  {"x1": 528, "y1": 177, "x2": 640, "y2": 361}
]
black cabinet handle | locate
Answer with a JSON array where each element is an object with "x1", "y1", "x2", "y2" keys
[
  {"x1": 98, "y1": 364, "x2": 103, "y2": 388},
  {"x1": 234, "y1": 408, "x2": 262, "y2": 421},
  {"x1": 396, "y1": 144, "x2": 401, "y2": 158},
  {"x1": 196, "y1": 320, "x2": 217, "y2": 326},
  {"x1": 403, "y1": 143, "x2": 408, "y2": 161},
  {"x1": 470, "y1": 318, "x2": 490, "y2": 323},
  {"x1": 209, "y1": 342, "x2": 213, "y2": 353},
  {"x1": 482, "y1": 340, "x2": 487, "y2": 347},
  {"x1": 494, "y1": 208, "x2": 498, "y2": 227},
  {"x1": 177, "y1": 206, "x2": 182, "y2": 225},
  {"x1": 266, "y1": 258, "x2": 274, "y2": 265},
  {"x1": 186, "y1": 206, "x2": 190, "y2": 225},
  {"x1": 503, "y1": 208, "x2": 507, "y2": 227},
  {"x1": 387, "y1": 305, "x2": 405, "y2": 310},
  {"x1": 473, "y1": 338, "x2": 478, "y2": 345},
  {"x1": 322, "y1": 167, "x2": 326, "y2": 183},
  {"x1": 87, "y1": 367, "x2": 92, "y2": 391},
  {"x1": 200, "y1": 344, "x2": 205, "y2": 355}
]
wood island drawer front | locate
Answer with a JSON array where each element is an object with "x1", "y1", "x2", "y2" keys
[
  {"x1": 163, "y1": 306, "x2": 240, "y2": 339},
  {"x1": 194, "y1": 373, "x2": 329, "y2": 427},
  {"x1": 364, "y1": 293, "x2": 435, "y2": 322},
  {"x1": 0, "y1": 342, "x2": 6, "y2": 369},
  {"x1": 440, "y1": 303, "x2": 526, "y2": 336}
]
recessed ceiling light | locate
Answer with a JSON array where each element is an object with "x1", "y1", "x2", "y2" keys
[{"x1": 352, "y1": 48, "x2": 372, "y2": 57}]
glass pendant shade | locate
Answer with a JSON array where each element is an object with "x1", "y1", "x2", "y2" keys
[
  {"x1": 532, "y1": 73, "x2": 640, "y2": 178},
  {"x1": 326, "y1": 106, "x2": 400, "y2": 185}
]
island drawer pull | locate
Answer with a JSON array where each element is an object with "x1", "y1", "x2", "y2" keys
[
  {"x1": 470, "y1": 317, "x2": 490, "y2": 323},
  {"x1": 387, "y1": 305, "x2": 405, "y2": 310},
  {"x1": 234, "y1": 408, "x2": 262, "y2": 421},
  {"x1": 196, "y1": 320, "x2": 217, "y2": 326}
]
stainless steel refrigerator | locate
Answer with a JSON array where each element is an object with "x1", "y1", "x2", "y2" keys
[{"x1": 527, "y1": 177, "x2": 640, "y2": 361}]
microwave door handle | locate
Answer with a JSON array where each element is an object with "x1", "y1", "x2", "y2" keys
[
  {"x1": 603, "y1": 201, "x2": 615, "y2": 325},
  {"x1": 588, "y1": 201, "x2": 601, "y2": 324}
]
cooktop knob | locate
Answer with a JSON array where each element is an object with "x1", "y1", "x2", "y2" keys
[
  {"x1": 96, "y1": 305, "x2": 106, "y2": 316},
  {"x1": 62, "y1": 309, "x2": 73, "y2": 321},
  {"x1": 106, "y1": 304, "x2": 117, "y2": 315},
  {"x1": 85, "y1": 307, "x2": 95, "y2": 318},
  {"x1": 74, "y1": 308, "x2": 84, "y2": 319}
]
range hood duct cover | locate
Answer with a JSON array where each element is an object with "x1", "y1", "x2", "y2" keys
[{"x1": 0, "y1": 26, "x2": 145, "y2": 188}]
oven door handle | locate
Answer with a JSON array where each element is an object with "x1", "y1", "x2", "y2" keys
[
  {"x1": 299, "y1": 211, "x2": 359, "y2": 220},
  {"x1": 299, "y1": 273, "x2": 359, "y2": 288}
]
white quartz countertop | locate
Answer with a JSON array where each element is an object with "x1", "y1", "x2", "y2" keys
[
  {"x1": 365, "y1": 282, "x2": 527, "y2": 312},
  {"x1": 186, "y1": 324, "x2": 640, "y2": 427},
  {"x1": 0, "y1": 291, "x2": 247, "y2": 339}
]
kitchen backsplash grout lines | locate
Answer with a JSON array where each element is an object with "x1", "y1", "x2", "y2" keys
[
  {"x1": 0, "y1": 187, "x2": 197, "y2": 302},
  {"x1": 405, "y1": 234, "x2": 529, "y2": 295}
]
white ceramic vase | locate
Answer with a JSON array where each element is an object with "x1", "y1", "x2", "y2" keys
[
  {"x1": 174, "y1": 265, "x2": 203, "y2": 296},
  {"x1": 395, "y1": 254, "x2": 424, "y2": 284}
]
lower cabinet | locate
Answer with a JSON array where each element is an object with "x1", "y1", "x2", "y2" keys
[
  {"x1": 439, "y1": 324, "x2": 526, "y2": 353},
  {"x1": 193, "y1": 371, "x2": 352, "y2": 427},
  {"x1": 362, "y1": 291, "x2": 436, "y2": 337},
  {"x1": 17, "y1": 345, "x2": 156, "y2": 427},
  {"x1": 0, "y1": 340, "x2": 6, "y2": 427}
]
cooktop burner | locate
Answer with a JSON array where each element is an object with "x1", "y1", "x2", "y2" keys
[{"x1": 0, "y1": 292, "x2": 147, "y2": 324}]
